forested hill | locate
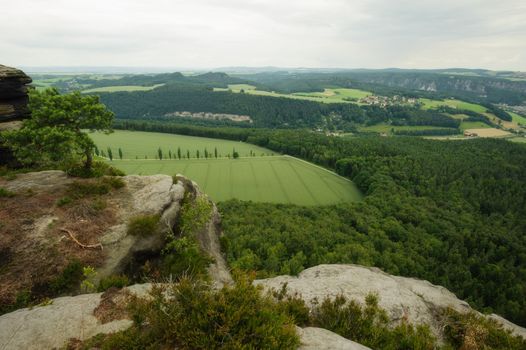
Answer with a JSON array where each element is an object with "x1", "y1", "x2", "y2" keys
[
  {"x1": 99, "y1": 84, "x2": 465, "y2": 130},
  {"x1": 237, "y1": 70, "x2": 526, "y2": 105}
]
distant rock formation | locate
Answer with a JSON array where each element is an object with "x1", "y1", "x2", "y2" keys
[{"x1": 0, "y1": 64, "x2": 32, "y2": 126}]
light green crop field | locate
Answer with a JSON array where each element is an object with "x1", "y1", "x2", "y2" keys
[
  {"x1": 103, "y1": 156, "x2": 362, "y2": 205},
  {"x1": 214, "y1": 85, "x2": 371, "y2": 104},
  {"x1": 510, "y1": 112, "x2": 526, "y2": 125},
  {"x1": 89, "y1": 130, "x2": 273, "y2": 159},
  {"x1": 460, "y1": 121, "x2": 490, "y2": 130},
  {"x1": 82, "y1": 84, "x2": 165, "y2": 93},
  {"x1": 357, "y1": 123, "x2": 457, "y2": 133},
  {"x1": 90, "y1": 130, "x2": 362, "y2": 205},
  {"x1": 420, "y1": 98, "x2": 487, "y2": 113}
]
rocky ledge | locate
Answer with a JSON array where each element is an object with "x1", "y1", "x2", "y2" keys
[{"x1": 254, "y1": 264, "x2": 526, "y2": 341}]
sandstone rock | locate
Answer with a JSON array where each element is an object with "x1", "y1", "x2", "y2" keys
[
  {"x1": 254, "y1": 264, "x2": 526, "y2": 341},
  {"x1": 0, "y1": 64, "x2": 32, "y2": 122},
  {"x1": 0, "y1": 283, "x2": 368, "y2": 350},
  {"x1": 297, "y1": 327, "x2": 371, "y2": 350},
  {"x1": 2, "y1": 170, "x2": 74, "y2": 192},
  {"x1": 0, "y1": 284, "x2": 152, "y2": 350}
]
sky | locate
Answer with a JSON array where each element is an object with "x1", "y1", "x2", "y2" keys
[{"x1": 1, "y1": 0, "x2": 525, "y2": 71}]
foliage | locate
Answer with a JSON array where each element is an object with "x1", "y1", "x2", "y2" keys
[
  {"x1": 67, "y1": 177, "x2": 125, "y2": 199},
  {"x1": 442, "y1": 308, "x2": 526, "y2": 350},
  {"x1": 161, "y1": 236, "x2": 213, "y2": 280},
  {"x1": 0, "y1": 187, "x2": 15, "y2": 198},
  {"x1": 97, "y1": 275, "x2": 130, "y2": 292},
  {"x1": 65, "y1": 160, "x2": 125, "y2": 178},
  {"x1": 310, "y1": 293, "x2": 435, "y2": 350},
  {"x1": 4, "y1": 88, "x2": 114, "y2": 169},
  {"x1": 80, "y1": 266, "x2": 97, "y2": 293},
  {"x1": 177, "y1": 195, "x2": 212, "y2": 236},
  {"x1": 48, "y1": 260, "x2": 84, "y2": 295},
  {"x1": 127, "y1": 214, "x2": 160, "y2": 236},
  {"x1": 80, "y1": 275, "x2": 299, "y2": 349}
]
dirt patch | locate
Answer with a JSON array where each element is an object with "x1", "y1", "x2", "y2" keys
[
  {"x1": 93, "y1": 287, "x2": 130, "y2": 323},
  {"x1": 465, "y1": 128, "x2": 511, "y2": 138},
  {"x1": 0, "y1": 178, "x2": 122, "y2": 311}
]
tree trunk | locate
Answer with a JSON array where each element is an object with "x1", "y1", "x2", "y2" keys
[{"x1": 84, "y1": 148, "x2": 93, "y2": 170}]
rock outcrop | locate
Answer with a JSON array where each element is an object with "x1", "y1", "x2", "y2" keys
[
  {"x1": 0, "y1": 283, "x2": 369, "y2": 350},
  {"x1": 0, "y1": 171, "x2": 232, "y2": 309},
  {"x1": 254, "y1": 264, "x2": 526, "y2": 341},
  {"x1": 0, "y1": 64, "x2": 32, "y2": 126}
]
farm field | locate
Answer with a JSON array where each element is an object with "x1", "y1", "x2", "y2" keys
[
  {"x1": 90, "y1": 130, "x2": 362, "y2": 205},
  {"x1": 510, "y1": 112, "x2": 526, "y2": 126},
  {"x1": 459, "y1": 121, "x2": 490, "y2": 130},
  {"x1": 82, "y1": 84, "x2": 165, "y2": 93},
  {"x1": 464, "y1": 128, "x2": 511, "y2": 138},
  {"x1": 104, "y1": 156, "x2": 362, "y2": 205},
  {"x1": 419, "y1": 98, "x2": 487, "y2": 113},
  {"x1": 214, "y1": 84, "x2": 372, "y2": 104},
  {"x1": 357, "y1": 123, "x2": 457, "y2": 134},
  {"x1": 89, "y1": 130, "x2": 273, "y2": 159}
]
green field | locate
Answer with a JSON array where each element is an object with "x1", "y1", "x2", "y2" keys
[
  {"x1": 357, "y1": 123, "x2": 457, "y2": 134},
  {"x1": 106, "y1": 156, "x2": 362, "y2": 205},
  {"x1": 89, "y1": 130, "x2": 273, "y2": 159},
  {"x1": 90, "y1": 130, "x2": 362, "y2": 205},
  {"x1": 510, "y1": 112, "x2": 526, "y2": 126},
  {"x1": 82, "y1": 84, "x2": 165, "y2": 93},
  {"x1": 214, "y1": 84, "x2": 372, "y2": 104},
  {"x1": 459, "y1": 121, "x2": 490, "y2": 130},
  {"x1": 420, "y1": 98, "x2": 487, "y2": 113}
]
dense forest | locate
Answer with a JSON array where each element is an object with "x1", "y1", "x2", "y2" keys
[
  {"x1": 114, "y1": 120, "x2": 526, "y2": 327},
  {"x1": 219, "y1": 136, "x2": 526, "y2": 327}
]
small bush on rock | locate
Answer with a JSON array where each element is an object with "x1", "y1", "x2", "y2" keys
[
  {"x1": 78, "y1": 274, "x2": 299, "y2": 349},
  {"x1": 127, "y1": 214, "x2": 160, "y2": 236}
]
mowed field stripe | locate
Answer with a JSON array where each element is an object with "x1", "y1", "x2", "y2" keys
[
  {"x1": 286, "y1": 159, "x2": 318, "y2": 205},
  {"x1": 269, "y1": 159, "x2": 292, "y2": 204},
  {"x1": 100, "y1": 156, "x2": 362, "y2": 205}
]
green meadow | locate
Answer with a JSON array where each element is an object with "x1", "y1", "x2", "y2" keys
[
  {"x1": 82, "y1": 84, "x2": 165, "y2": 93},
  {"x1": 214, "y1": 84, "x2": 372, "y2": 104},
  {"x1": 90, "y1": 130, "x2": 362, "y2": 205},
  {"x1": 89, "y1": 130, "x2": 273, "y2": 159}
]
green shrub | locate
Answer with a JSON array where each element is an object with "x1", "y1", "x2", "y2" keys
[
  {"x1": 97, "y1": 275, "x2": 130, "y2": 292},
  {"x1": 48, "y1": 260, "x2": 83, "y2": 295},
  {"x1": 83, "y1": 274, "x2": 299, "y2": 349},
  {"x1": 161, "y1": 237, "x2": 213, "y2": 280},
  {"x1": 178, "y1": 196, "x2": 212, "y2": 236},
  {"x1": 310, "y1": 293, "x2": 436, "y2": 350},
  {"x1": 127, "y1": 214, "x2": 160, "y2": 236},
  {"x1": 67, "y1": 177, "x2": 125, "y2": 199},
  {"x1": 56, "y1": 196, "x2": 72, "y2": 206},
  {"x1": 0, "y1": 187, "x2": 15, "y2": 198},
  {"x1": 65, "y1": 160, "x2": 125, "y2": 178},
  {"x1": 442, "y1": 308, "x2": 526, "y2": 350}
]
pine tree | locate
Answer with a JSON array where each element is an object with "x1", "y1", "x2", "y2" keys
[
  {"x1": 204, "y1": 148, "x2": 208, "y2": 158},
  {"x1": 168, "y1": 150, "x2": 172, "y2": 159},
  {"x1": 107, "y1": 147, "x2": 113, "y2": 161},
  {"x1": 158, "y1": 147, "x2": 163, "y2": 160},
  {"x1": 187, "y1": 150, "x2": 190, "y2": 159},
  {"x1": 118, "y1": 148, "x2": 123, "y2": 160},
  {"x1": 214, "y1": 147, "x2": 218, "y2": 158}
]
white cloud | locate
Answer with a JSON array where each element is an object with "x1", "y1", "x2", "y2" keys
[{"x1": 0, "y1": 0, "x2": 525, "y2": 70}]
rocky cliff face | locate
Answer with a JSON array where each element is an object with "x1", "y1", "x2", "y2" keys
[{"x1": 0, "y1": 64, "x2": 32, "y2": 127}]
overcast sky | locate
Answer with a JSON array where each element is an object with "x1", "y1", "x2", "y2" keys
[{"x1": 1, "y1": 0, "x2": 525, "y2": 70}]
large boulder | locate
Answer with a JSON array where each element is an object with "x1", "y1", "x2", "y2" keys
[
  {"x1": 0, "y1": 64, "x2": 32, "y2": 124},
  {"x1": 254, "y1": 264, "x2": 526, "y2": 341},
  {"x1": 297, "y1": 327, "x2": 371, "y2": 350}
]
